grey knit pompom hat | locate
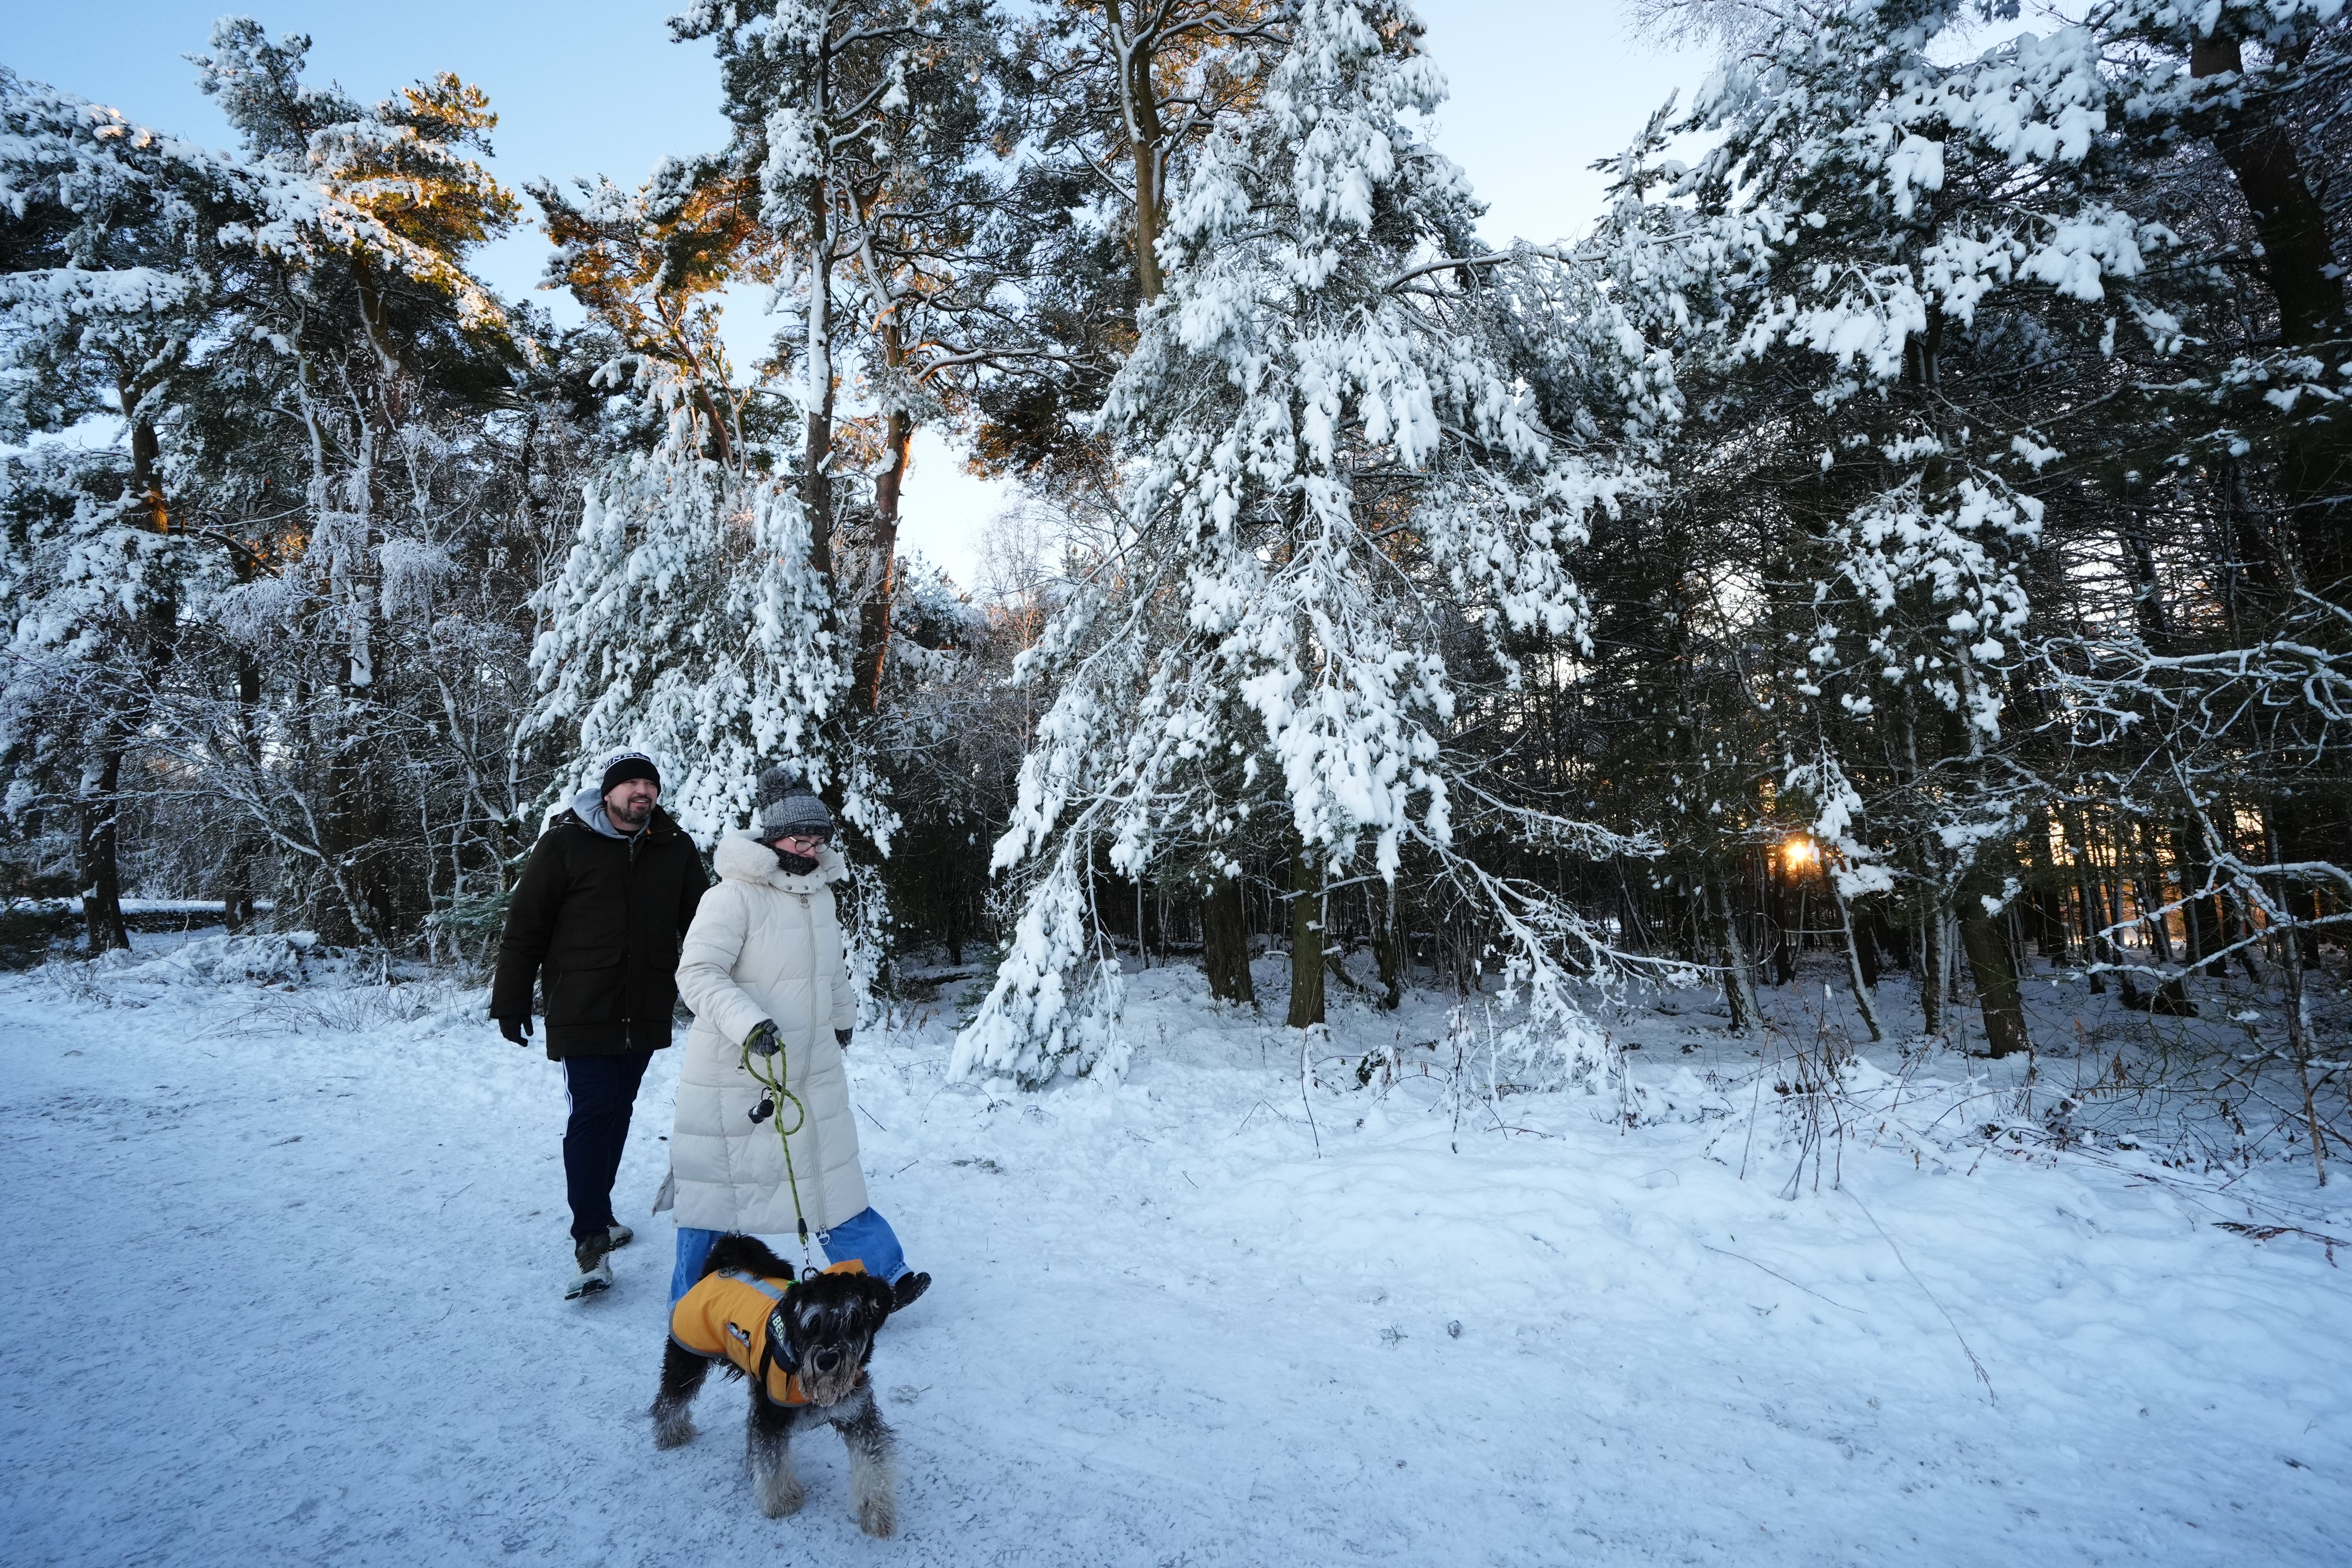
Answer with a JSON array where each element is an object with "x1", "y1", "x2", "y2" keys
[{"x1": 755, "y1": 764, "x2": 833, "y2": 841}]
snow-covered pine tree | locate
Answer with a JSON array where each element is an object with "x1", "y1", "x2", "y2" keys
[
  {"x1": 184, "y1": 21, "x2": 530, "y2": 945},
  {"x1": 962, "y1": 4, "x2": 1297, "y2": 1000},
  {"x1": 0, "y1": 67, "x2": 243, "y2": 949},
  {"x1": 527, "y1": 161, "x2": 853, "y2": 844},
  {"x1": 973, "y1": 0, "x2": 1284, "y2": 471},
  {"x1": 2105, "y1": 0, "x2": 2351, "y2": 600},
  {"x1": 1559, "y1": 0, "x2": 2348, "y2": 1067},
  {"x1": 796, "y1": 0, "x2": 1001, "y2": 713},
  {"x1": 672, "y1": 0, "x2": 1000, "y2": 704},
  {"x1": 0, "y1": 450, "x2": 178, "y2": 952},
  {"x1": 7, "y1": 25, "x2": 539, "y2": 951},
  {"x1": 2047, "y1": 0, "x2": 2351, "y2": 1124},
  {"x1": 194, "y1": 16, "x2": 521, "y2": 693},
  {"x1": 535, "y1": 0, "x2": 1003, "y2": 1007},
  {"x1": 1586, "y1": 0, "x2": 2216, "y2": 1051},
  {"x1": 1488, "y1": 180, "x2": 1779, "y2": 1035},
  {"x1": 954, "y1": 0, "x2": 1652, "y2": 1085}
]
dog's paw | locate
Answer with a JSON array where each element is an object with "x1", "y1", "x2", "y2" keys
[
  {"x1": 756, "y1": 1472, "x2": 806, "y2": 1519},
  {"x1": 652, "y1": 1416, "x2": 696, "y2": 1451},
  {"x1": 855, "y1": 1492, "x2": 897, "y2": 1539}
]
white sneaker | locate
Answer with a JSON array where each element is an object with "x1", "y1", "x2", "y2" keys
[{"x1": 565, "y1": 1234, "x2": 615, "y2": 1300}]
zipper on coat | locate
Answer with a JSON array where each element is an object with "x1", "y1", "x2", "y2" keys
[{"x1": 623, "y1": 829, "x2": 642, "y2": 1022}]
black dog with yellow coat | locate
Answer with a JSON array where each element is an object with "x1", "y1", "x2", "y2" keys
[{"x1": 651, "y1": 1233, "x2": 901, "y2": 1536}]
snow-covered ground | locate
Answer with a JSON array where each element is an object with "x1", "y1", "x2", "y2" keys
[{"x1": 2, "y1": 934, "x2": 2346, "y2": 1566}]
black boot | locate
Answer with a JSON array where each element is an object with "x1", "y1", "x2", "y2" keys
[{"x1": 890, "y1": 1271, "x2": 931, "y2": 1313}]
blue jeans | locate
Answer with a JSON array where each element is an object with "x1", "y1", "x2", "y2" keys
[{"x1": 670, "y1": 1207, "x2": 910, "y2": 1303}]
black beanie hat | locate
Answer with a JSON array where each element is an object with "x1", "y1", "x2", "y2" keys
[{"x1": 600, "y1": 750, "x2": 661, "y2": 795}]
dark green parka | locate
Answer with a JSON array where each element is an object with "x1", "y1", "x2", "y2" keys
[{"x1": 491, "y1": 805, "x2": 709, "y2": 1058}]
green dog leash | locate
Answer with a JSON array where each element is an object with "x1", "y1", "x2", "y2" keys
[{"x1": 742, "y1": 1024, "x2": 817, "y2": 1273}]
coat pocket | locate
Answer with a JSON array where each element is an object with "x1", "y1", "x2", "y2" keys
[{"x1": 547, "y1": 949, "x2": 626, "y2": 1026}]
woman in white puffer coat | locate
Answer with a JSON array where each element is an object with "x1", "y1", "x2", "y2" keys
[{"x1": 664, "y1": 766, "x2": 928, "y2": 1311}]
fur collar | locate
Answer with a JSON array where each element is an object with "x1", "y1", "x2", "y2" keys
[{"x1": 713, "y1": 830, "x2": 848, "y2": 893}]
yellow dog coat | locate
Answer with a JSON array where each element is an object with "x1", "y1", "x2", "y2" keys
[{"x1": 668, "y1": 1261, "x2": 868, "y2": 1406}]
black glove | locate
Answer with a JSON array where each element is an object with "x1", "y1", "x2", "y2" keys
[
  {"x1": 835, "y1": 1027, "x2": 853, "y2": 1048},
  {"x1": 498, "y1": 1015, "x2": 532, "y2": 1046},
  {"x1": 745, "y1": 1019, "x2": 781, "y2": 1057}
]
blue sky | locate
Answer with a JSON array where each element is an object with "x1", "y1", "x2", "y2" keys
[{"x1": 6, "y1": 2, "x2": 1706, "y2": 584}]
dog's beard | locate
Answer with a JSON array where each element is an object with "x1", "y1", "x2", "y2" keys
[{"x1": 795, "y1": 1337, "x2": 871, "y2": 1406}]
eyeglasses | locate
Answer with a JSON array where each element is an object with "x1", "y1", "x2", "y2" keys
[{"x1": 773, "y1": 834, "x2": 829, "y2": 850}]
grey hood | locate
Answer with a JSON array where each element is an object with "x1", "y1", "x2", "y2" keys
[{"x1": 571, "y1": 785, "x2": 633, "y2": 839}]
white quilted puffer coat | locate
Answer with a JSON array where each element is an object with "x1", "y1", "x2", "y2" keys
[{"x1": 670, "y1": 833, "x2": 866, "y2": 1233}]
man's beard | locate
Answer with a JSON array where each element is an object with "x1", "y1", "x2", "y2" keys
[{"x1": 609, "y1": 800, "x2": 652, "y2": 831}]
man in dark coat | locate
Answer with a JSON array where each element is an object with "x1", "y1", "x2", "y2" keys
[{"x1": 493, "y1": 750, "x2": 708, "y2": 1299}]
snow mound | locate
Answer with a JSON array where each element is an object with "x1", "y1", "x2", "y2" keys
[{"x1": 97, "y1": 931, "x2": 321, "y2": 987}]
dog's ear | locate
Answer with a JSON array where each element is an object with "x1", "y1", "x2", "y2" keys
[
  {"x1": 704, "y1": 1232, "x2": 791, "y2": 1281},
  {"x1": 857, "y1": 1274, "x2": 898, "y2": 1330}
]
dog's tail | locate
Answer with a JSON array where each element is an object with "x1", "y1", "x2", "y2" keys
[{"x1": 702, "y1": 1232, "x2": 795, "y2": 1283}]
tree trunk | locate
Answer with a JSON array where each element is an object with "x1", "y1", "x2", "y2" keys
[
  {"x1": 1285, "y1": 849, "x2": 1325, "y2": 1030},
  {"x1": 307, "y1": 673, "x2": 381, "y2": 951},
  {"x1": 1960, "y1": 897, "x2": 2030, "y2": 1057},
  {"x1": 2069, "y1": 844, "x2": 2106, "y2": 994},
  {"x1": 1372, "y1": 885, "x2": 1405, "y2": 1011},
  {"x1": 1706, "y1": 873, "x2": 1764, "y2": 1040},
  {"x1": 1116, "y1": 6, "x2": 1168, "y2": 303},
  {"x1": 1655, "y1": 886, "x2": 1684, "y2": 964},
  {"x1": 1849, "y1": 904, "x2": 1883, "y2": 989},
  {"x1": 2190, "y1": 36, "x2": 2347, "y2": 349},
  {"x1": 2121, "y1": 510, "x2": 2172, "y2": 646},
  {"x1": 2277, "y1": 893, "x2": 2328, "y2": 1187},
  {"x1": 1765, "y1": 853, "x2": 1795, "y2": 984},
  {"x1": 2190, "y1": 35, "x2": 2352, "y2": 593},
  {"x1": 1867, "y1": 907, "x2": 1909, "y2": 969},
  {"x1": 2255, "y1": 816, "x2": 2330, "y2": 1185},
  {"x1": 2215, "y1": 458, "x2": 2285, "y2": 636},
  {"x1": 689, "y1": 383, "x2": 737, "y2": 467},
  {"x1": 802, "y1": 174, "x2": 839, "y2": 599},
  {"x1": 2098, "y1": 846, "x2": 2147, "y2": 1009},
  {"x1": 1200, "y1": 872, "x2": 1255, "y2": 1005},
  {"x1": 1826, "y1": 869, "x2": 1886, "y2": 1043},
  {"x1": 1919, "y1": 904, "x2": 1948, "y2": 1037},
  {"x1": 2132, "y1": 818, "x2": 2196, "y2": 1015},
  {"x1": 856, "y1": 406, "x2": 913, "y2": 711},
  {"x1": 127, "y1": 412, "x2": 170, "y2": 534},
  {"x1": 2219, "y1": 895, "x2": 2264, "y2": 985},
  {"x1": 78, "y1": 744, "x2": 131, "y2": 955},
  {"x1": 2023, "y1": 810, "x2": 2069, "y2": 962},
  {"x1": 347, "y1": 254, "x2": 406, "y2": 380},
  {"x1": 222, "y1": 650, "x2": 264, "y2": 932},
  {"x1": 2175, "y1": 823, "x2": 2227, "y2": 978}
]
